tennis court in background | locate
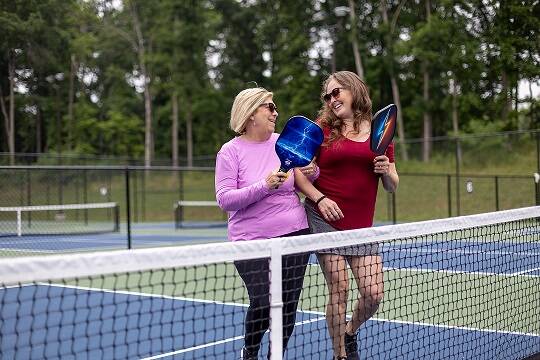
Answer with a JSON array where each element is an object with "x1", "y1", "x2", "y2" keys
[
  {"x1": 0, "y1": 201, "x2": 228, "y2": 256},
  {"x1": 1, "y1": 207, "x2": 538, "y2": 359},
  {"x1": 0, "y1": 222, "x2": 228, "y2": 256}
]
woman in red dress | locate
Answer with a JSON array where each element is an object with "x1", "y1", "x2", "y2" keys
[{"x1": 295, "y1": 71, "x2": 399, "y2": 360}]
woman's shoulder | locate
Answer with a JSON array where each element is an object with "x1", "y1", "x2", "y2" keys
[{"x1": 218, "y1": 137, "x2": 242, "y2": 156}]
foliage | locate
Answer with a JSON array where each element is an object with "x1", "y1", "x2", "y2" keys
[{"x1": 0, "y1": 0, "x2": 538, "y2": 164}]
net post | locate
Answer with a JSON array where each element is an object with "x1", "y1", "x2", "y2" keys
[
  {"x1": 179, "y1": 202, "x2": 183, "y2": 227},
  {"x1": 177, "y1": 202, "x2": 183, "y2": 229},
  {"x1": 269, "y1": 242, "x2": 283, "y2": 360}
]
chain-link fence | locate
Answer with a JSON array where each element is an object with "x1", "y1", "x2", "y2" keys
[
  {"x1": 1, "y1": 165, "x2": 536, "y2": 255},
  {"x1": 0, "y1": 130, "x2": 538, "y2": 256}
]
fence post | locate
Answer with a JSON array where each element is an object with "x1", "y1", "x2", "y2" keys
[
  {"x1": 26, "y1": 169, "x2": 31, "y2": 228},
  {"x1": 133, "y1": 170, "x2": 138, "y2": 223},
  {"x1": 19, "y1": 170, "x2": 24, "y2": 206},
  {"x1": 58, "y1": 168, "x2": 64, "y2": 205},
  {"x1": 391, "y1": 192, "x2": 397, "y2": 224},
  {"x1": 178, "y1": 168, "x2": 184, "y2": 202},
  {"x1": 494, "y1": 176, "x2": 499, "y2": 211},
  {"x1": 447, "y1": 174, "x2": 452, "y2": 217},
  {"x1": 537, "y1": 132, "x2": 540, "y2": 205},
  {"x1": 125, "y1": 167, "x2": 132, "y2": 249},
  {"x1": 535, "y1": 173, "x2": 540, "y2": 206},
  {"x1": 455, "y1": 138, "x2": 461, "y2": 216},
  {"x1": 536, "y1": 131, "x2": 540, "y2": 175},
  {"x1": 83, "y1": 169, "x2": 88, "y2": 225},
  {"x1": 142, "y1": 171, "x2": 146, "y2": 222},
  {"x1": 46, "y1": 174, "x2": 51, "y2": 220}
]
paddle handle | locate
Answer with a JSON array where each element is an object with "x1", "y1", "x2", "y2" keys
[{"x1": 274, "y1": 167, "x2": 289, "y2": 189}]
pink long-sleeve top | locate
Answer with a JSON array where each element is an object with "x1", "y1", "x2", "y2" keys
[{"x1": 215, "y1": 133, "x2": 311, "y2": 241}]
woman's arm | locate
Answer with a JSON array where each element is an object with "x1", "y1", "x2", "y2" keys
[
  {"x1": 215, "y1": 152, "x2": 286, "y2": 211},
  {"x1": 297, "y1": 159, "x2": 320, "y2": 182},
  {"x1": 374, "y1": 155, "x2": 399, "y2": 192},
  {"x1": 294, "y1": 168, "x2": 323, "y2": 203},
  {"x1": 382, "y1": 163, "x2": 399, "y2": 192},
  {"x1": 215, "y1": 152, "x2": 268, "y2": 212},
  {"x1": 294, "y1": 169, "x2": 344, "y2": 221}
]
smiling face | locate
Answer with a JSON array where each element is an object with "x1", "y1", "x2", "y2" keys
[
  {"x1": 246, "y1": 96, "x2": 278, "y2": 139},
  {"x1": 324, "y1": 78, "x2": 354, "y2": 120}
]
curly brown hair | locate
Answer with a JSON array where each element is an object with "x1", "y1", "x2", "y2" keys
[{"x1": 318, "y1": 71, "x2": 372, "y2": 146}]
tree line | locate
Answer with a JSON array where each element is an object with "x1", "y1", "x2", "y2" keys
[{"x1": 1, "y1": 0, "x2": 538, "y2": 166}]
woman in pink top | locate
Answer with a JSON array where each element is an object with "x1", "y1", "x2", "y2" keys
[
  {"x1": 215, "y1": 87, "x2": 317, "y2": 359},
  {"x1": 296, "y1": 72, "x2": 399, "y2": 360}
]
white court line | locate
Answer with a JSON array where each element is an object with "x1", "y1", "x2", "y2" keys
[
  {"x1": 37, "y1": 282, "x2": 539, "y2": 339},
  {"x1": 307, "y1": 263, "x2": 540, "y2": 279},
  {"x1": 0, "y1": 247, "x2": 58, "y2": 254},
  {"x1": 12, "y1": 282, "x2": 537, "y2": 360},
  {"x1": 371, "y1": 317, "x2": 540, "y2": 338},
  {"x1": 385, "y1": 247, "x2": 540, "y2": 257},
  {"x1": 382, "y1": 266, "x2": 540, "y2": 279},
  {"x1": 512, "y1": 267, "x2": 540, "y2": 275},
  {"x1": 38, "y1": 282, "x2": 250, "y2": 308},
  {"x1": 383, "y1": 244, "x2": 540, "y2": 256},
  {"x1": 140, "y1": 316, "x2": 327, "y2": 360}
]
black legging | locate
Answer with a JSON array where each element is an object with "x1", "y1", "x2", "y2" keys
[{"x1": 234, "y1": 228, "x2": 310, "y2": 356}]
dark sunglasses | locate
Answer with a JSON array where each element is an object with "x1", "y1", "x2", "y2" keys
[
  {"x1": 323, "y1": 87, "x2": 345, "y2": 103},
  {"x1": 260, "y1": 102, "x2": 278, "y2": 113}
]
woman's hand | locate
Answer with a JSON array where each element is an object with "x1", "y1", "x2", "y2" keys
[
  {"x1": 375, "y1": 154, "x2": 399, "y2": 192},
  {"x1": 298, "y1": 160, "x2": 318, "y2": 178},
  {"x1": 317, "y1": 197, "x2": 344, "y2": 222},
  {"x1": 374, "y1": 155, "x2": 391, "y2": 176},
  {"x1": 265, "y1": 170, "x2": 288, "y2": 189}
]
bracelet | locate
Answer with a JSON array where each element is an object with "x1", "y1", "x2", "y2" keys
[{"x1": 315, "y1": 195, "x2": 327, "y2": 205}]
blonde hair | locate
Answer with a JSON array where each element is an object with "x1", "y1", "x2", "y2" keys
[
  {"x1": 230, "y1": 87, "x2": 273, "y2": 134},
  {"x1": 318, "y1": 71, "x2": 372, "y2": 145}
]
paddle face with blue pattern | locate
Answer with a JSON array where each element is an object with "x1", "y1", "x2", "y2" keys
[
  {"x1": 275, "y1": 116, "x2": 324, "y2": 173},
  {"x1": 370, "y1": 104, "x2": 397, "y2": 155}
]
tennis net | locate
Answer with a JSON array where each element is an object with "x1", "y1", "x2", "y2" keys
[
  {"x1": 0, "y1": 202, "x2": 120, "y2": 237},
  {"x1": 174, "y1": 200, "x2": 227, "y2": 229},
  {"x1": 0, "y1": 207, "x2": 538, "y2": 359}
]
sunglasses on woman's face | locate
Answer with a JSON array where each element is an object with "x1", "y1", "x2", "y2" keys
[
  {"x1": 323, "y1": 87, "x2": 344, "y2": 103},
  {"x1": 260, "y1": 103, "x2": 278, "y2": 113}
]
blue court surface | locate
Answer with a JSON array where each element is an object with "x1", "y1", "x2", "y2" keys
[
  {"x1": 0, "y1": 222, "x2": 228, "y2": 255},
  {"x1": 1, "y1": 235, "x2": 539, "y2": 359},
  {"x1": 0, "y1": 283, "x2": 537, "y2": 359}
]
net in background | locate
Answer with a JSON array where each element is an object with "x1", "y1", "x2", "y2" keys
[
  {"x1": 0, "y1": 202, "x2": 120, "y2": 255},
  {"x1": 0, "y1": 207, "x2": 539, "y2": 359},
  {"x1": 174, "y1": 200, "x2": 227, "y2": 229}
]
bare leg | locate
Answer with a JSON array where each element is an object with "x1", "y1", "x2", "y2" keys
[
  {"x1": 345, "y1": 255, "x2": 384, "y2": 335},
  {"x1": 317, "y1": 253, "x2": 349, "y2": 358}
]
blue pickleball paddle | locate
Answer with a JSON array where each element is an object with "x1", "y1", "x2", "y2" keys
[{"x1": 275, "y1": 116, "x2": 324, "y2": 173}]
